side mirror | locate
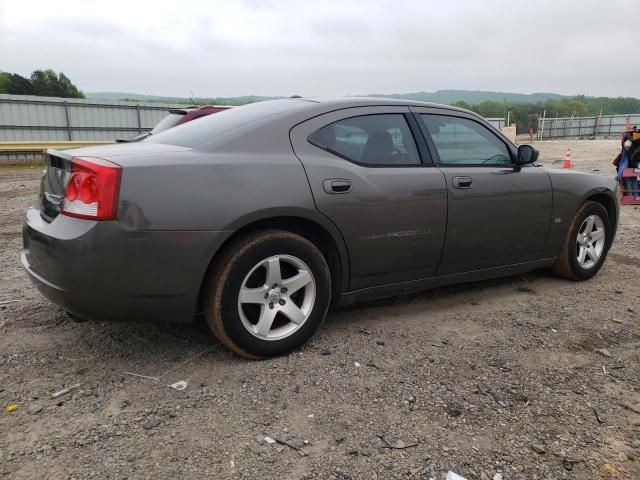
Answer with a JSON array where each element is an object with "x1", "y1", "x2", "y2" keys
[{"x1": 517, "y1": 144, "x2": 539, "y2": 165}]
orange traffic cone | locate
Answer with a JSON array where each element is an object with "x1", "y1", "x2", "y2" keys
[{"x1": 563, "y1": 148, "x2": 573, "y2": 169}]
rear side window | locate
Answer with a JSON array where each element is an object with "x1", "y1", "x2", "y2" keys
[
  {"x1": 308, "y1": 114, "x2": 421, "y2": 166},
  {"x1": 420, "y1": 115, "x2": 512, "y2": 165}
]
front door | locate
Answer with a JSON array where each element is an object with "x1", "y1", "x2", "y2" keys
[
  {"x1": 290, "y1": 106, "x2": 448, "y2": 291},
  {"x1": 413, "y1": 110, "x2": 553, "y2": 275}
]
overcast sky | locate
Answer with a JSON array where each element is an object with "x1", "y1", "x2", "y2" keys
[{"x1": 0, "y1": 0, "x2": 637, "y2": 98}]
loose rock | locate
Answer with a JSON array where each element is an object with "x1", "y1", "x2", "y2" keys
[
  {"x1": 531, "y1": 444, "x2": 545, "y2": 454},
  {"x1": 142, "y1": 418, "x2": 161, "y2": 430}
]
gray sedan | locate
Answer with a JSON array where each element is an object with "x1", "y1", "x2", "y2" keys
[{"x1": 23, "y1": 98, "x2": 618, "y2": 358}]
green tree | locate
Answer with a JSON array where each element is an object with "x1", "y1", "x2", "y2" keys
[
  {"x1": 565, "y1": 99, "x2": 589, "y2": 117},
  {"x1": 0, "y1": 71, "x2": 8, "y2": 92},
  {"x1": 30, "y1": 69, "x2": 84, "y2": 98},
  {"x1": 30, "y1": 69, "x2": 58, "y2": 95},
  {"x1": 57, "y1": 72, "x2": 84, "y2": 98},
  {"x1": 473, "y1": 101, "x2": 506, "y2": 118},
  {"x1": 452, "y1": 100, "x2": 472, "y2": 110},
  {"x1": 0, "y1": 72, "x2": 34, "y2": 95}
]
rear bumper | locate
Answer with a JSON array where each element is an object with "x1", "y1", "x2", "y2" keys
[{"x1": 22, "y1": 207, "x2": 229, "y2": 323}]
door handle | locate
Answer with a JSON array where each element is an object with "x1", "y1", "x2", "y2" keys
[
  {"x1": 452, "y1": 176, "x2": 473, "y2": 189},
  {"x1": 323, "y1": 179, "x2": 352, "y2": 194}
]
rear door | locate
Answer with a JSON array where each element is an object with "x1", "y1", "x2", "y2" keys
[
  {"x1": 290, "y1": 106, "x2": 447, "y2": 291},
  {"x1": 412, "y1": 108, "x2": 552, "y2": 275}
]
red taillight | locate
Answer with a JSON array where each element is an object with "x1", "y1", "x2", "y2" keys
[{"x1": 61, "y1": 157, "x2": 122, "y2": 220}]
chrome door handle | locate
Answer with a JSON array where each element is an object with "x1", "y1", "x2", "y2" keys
[
  {"x1": 452, "y1": 176, "x2": 473, "y2": 189},
  {"x1": 323, "y1": 179, "x2": 352, "y2": 194}
]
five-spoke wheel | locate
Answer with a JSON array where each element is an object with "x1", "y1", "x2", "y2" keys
[
  {"x1": 552, "y1": 201, "x2": 611, "y2": 280},
  {"x1": 575, "y1": 214, "x2": 606, "y2": 269},
  {"x1": 203, "y1": 230, "x2": 331, "y2": 358},
  {"x1": 238, "y1": 255, "x2": 316, "y2": 341}
]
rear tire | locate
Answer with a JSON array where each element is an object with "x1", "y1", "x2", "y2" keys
[
  {"x1": 203, "y1": 230, "x2": 331, "y2": 359},
  {"x1": 551, "y1": 201, "x2": 611, "y2": 281}
]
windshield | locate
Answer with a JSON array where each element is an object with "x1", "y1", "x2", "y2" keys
[
  {"x1": 150, "y1": 113, "x2": 185, "y2": 134},
  {"x1": 145, "y1": 100, "x2": 307, "y2": 148}
]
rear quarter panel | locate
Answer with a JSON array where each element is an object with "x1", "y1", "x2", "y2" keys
[{"x1": 116, "y1": 149, "x2": 316, "y2": 232}]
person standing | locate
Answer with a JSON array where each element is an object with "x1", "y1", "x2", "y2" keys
[
  {"x1": 619, "y1": 125, "x2": 639, "y2": 196},
  {"x1": 625, "y1": 117, "x2": 633, "y2": 132}
]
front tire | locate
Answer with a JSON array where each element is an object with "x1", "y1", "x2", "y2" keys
[
  {"x1": 551, "y1": 201, "x2": 611, "y2": 280},
  {"x1": 203, "y1": 230, "x2": 331, "y2": 359}
]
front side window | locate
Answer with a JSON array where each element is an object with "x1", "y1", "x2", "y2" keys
[
  {"x1": 308, "y1": 114, "x2": 420, "y2": 166},
  {"x1": 420, "y1": 115, "x2": 512, "y2": 166}
]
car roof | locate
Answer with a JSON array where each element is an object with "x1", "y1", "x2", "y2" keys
[
  {"x1": 286, "y1": 96, "x2": 472, "y2": 113},
  {"x1": 171, "y1": 98, "x2": 469, "y2": 117}
]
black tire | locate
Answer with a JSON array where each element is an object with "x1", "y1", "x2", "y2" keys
[
  {"x1": 551, "y1": 201, "x2": 612, "y2": 281},
  {"x1": 203, "y1": 230, "x2": 331, "y2": 359}
]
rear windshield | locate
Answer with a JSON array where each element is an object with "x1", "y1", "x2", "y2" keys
[
  {"x1": 150, "y1": 113, "x2": 185, "y2": 134},
  {"x1": 145, "y1": 100, "x2": 306, "y2": 148}
]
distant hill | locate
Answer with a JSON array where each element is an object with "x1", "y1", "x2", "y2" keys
[
  {"x1": 85, "y1": 92, "x2": 279, "y2": 106},
  {"x1": 367, "y1": 90, "x2": 571, "y2": 104},
  {"x1": 85, "y1": 89, "x2": 574, "y2": 106}
]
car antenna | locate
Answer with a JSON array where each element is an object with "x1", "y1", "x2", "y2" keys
[{"x1": 189, "y1": 91, "x2": 199, "y2": 108}]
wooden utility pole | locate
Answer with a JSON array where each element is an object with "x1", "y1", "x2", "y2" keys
[
  {"x1": 594, "y1": 108, "x2": 603, "y2": 137},
  {"x1": 539, "y1": 110, "x2": 546, "y2": 141}
]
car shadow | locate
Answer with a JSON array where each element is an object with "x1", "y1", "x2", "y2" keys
[
  {"x1": 324, "y1": 268, "x2": 556, "y2": 326},
  {"x1": 33, "y1": 268, "x2": 557, "y2": 372}
]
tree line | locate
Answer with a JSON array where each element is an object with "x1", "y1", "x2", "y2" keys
[
  {"x1": 452, "y1": 95, "x2": 640, "y2": 133},
  {"x1": 0, "y1": 69, "x2": 85, "y2": 98},
  {"x1": 1, "y1": 68, "x2": 638, "y2": 134}
]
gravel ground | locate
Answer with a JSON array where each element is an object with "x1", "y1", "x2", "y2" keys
[{"x1": 0, "y1": 140, "x2": 639, "y2": 480}]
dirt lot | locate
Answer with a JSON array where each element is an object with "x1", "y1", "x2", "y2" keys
[{"x1": 1, "y1": 139, "x2": 639, "y2": 479}]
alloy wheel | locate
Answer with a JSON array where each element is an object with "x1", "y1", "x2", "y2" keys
[
  {"x1": 237, "y1": 254, "x2": 316, "y2": 341},
  {"x1": 576, "y1": 214, "x2": 605, "y2": 269}
]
